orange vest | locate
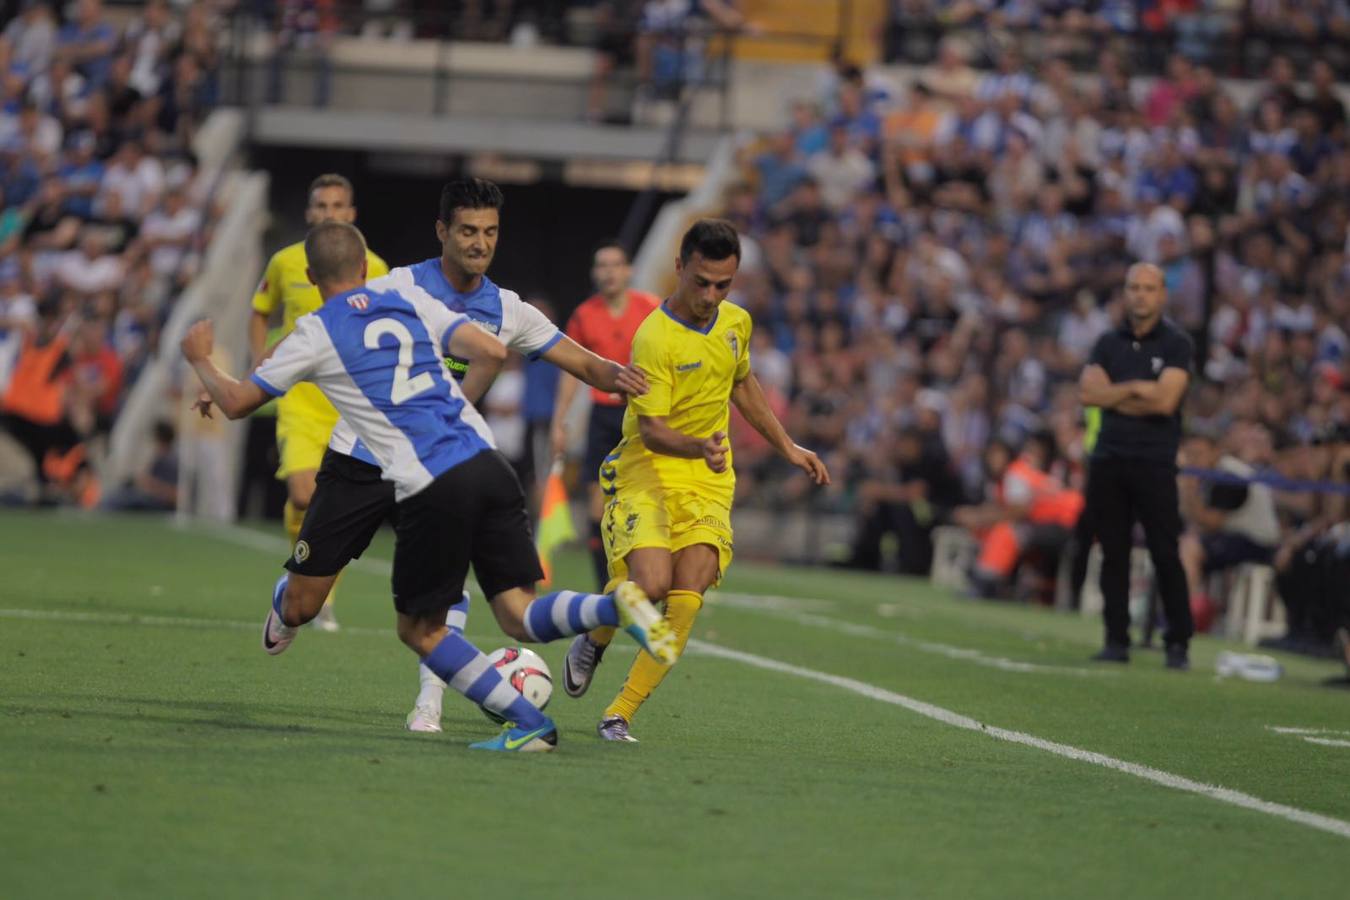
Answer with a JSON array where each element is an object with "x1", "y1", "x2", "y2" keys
[
  {"x1": 2, "y1": 334, "x2": 69, "y2": 426},
  {"x1": 1003, "y1": 458, "x2": 1084, "y2": 527}
]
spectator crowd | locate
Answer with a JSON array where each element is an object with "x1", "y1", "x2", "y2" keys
[
  {"x1": 0, "y1": 0, "x2": 225, "y2": 506},
  {"x1": 714, "y1": 39, "x2": 1349, "y2": 653}
]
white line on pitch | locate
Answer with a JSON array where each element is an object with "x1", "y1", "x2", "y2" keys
[
  {"x1": 1302, "y1": 738, "x2": 1350, "y2": 749},
  {"x1": 710, "y1": 592, "x2": 1111, "y2": 677},
  {"x1": 1267, "y1": 726, "x2": 1350, "y2": 736},
  {"x1": 8, "y1": 603, "x2": 1347, "y2": 839},
  {"x1": 201, "y1": 522, "x2": 1089, "y2": 678},
  {"x1": 688, "y1": 638, "x2": 1350, "y2": 841}
]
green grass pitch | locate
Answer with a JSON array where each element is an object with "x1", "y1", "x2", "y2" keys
[{"x1": 1, "y1": 510, "x2": 1346, "y2": 899}]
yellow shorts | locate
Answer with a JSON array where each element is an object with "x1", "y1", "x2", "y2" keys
[
  {"x1": 275, "y1": 386, "x2": 338, "y2": 479},
  {"x1": 602, "y1": 486, "x2": 734, "y2": 587}
]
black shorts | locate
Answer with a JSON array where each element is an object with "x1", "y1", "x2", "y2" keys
[
  {"x1": 392, "y1": 449, "x2": 544, "y2": 615},
  {"x1": 582, "y1": 403, "x2": 627, "y2": 485},
  {"x1": 286, "y1": 449, "x2": 396, "y2": 577}
]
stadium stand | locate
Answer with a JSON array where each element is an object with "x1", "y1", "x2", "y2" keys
[{"x1": 0, "y1": 0, "x2": 236, "y2": 506}]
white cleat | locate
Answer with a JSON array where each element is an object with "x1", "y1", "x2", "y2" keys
[
  {"x1": 262, "y1": 608, "x2": 297, "y2": 656},
  {"x1": 405, "y1": 704, "x2": 443, "y2": 733},
  {"x1": 613, "y1": 581, "x2": 678, "y2": 665},
  {"x1": 262, "y1": 575, "x2": 297, "y2": 655},
  {"x1": 309, "y1": 602, "x2": 340, "y2": 632}
]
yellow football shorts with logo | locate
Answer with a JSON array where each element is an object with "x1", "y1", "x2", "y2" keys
[
  {"x1": 275, "y1": 383, "x2": 339, "y2": 479},
  {"x1": 602, "y1": 484, "x2": 734, "y2": 587}
]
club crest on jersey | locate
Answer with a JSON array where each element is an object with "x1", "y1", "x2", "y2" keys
[
  {"x1": 346, "y1": 293, "x2": 370, "y2": 310},
  {"x1": 1151, "y1": 356, "x2": 1163, "y2": 373},
  {"x1": 727, "y1": 332, "x2": 739, "y2": 359},
  {"x1": 294, "y1": 540, "x2": 311, "y2": 563}
]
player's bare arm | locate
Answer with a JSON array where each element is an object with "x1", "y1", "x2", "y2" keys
[
  {"x1": 637, "y1": 414, "x2": 727, "y2": 472},
  {"x1": 549, "y1": 369, "x2": 582, "y2": 457},
  {"x1": 730, "y1": 373, "x2": 830, "y2": 485},
  {"x1": 457, "y1": 333, "x2": 508, "y2": 403},
  {"x1": 543, "y1": 337, "x2": 649, "y2": 397},
  {"x1": 181, "y1": 320, "x2": 271, "y2": 420},
  {"x1": 193, "y1": 339, "x2": 288, "y2": 419},
  {"x1": 447, "y1": 320, "x2": 509, "y2": 385}
]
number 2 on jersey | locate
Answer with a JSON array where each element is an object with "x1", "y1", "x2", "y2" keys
[{"x1": 364, "y1": 318, "x2": 435, "y2": 404}]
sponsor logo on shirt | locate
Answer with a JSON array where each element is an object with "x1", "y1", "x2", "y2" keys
[{"x1": 676, "y1": 360, "x2": 703, "y2": 372}]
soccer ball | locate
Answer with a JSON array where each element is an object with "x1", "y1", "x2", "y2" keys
[{"x1": 482, "y1": 646, "x2": 553, "y2": 724}]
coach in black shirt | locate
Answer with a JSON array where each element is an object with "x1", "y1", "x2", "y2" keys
[{"x1": 1079, "y1": 263, "x2": 1194, "y2": 669}]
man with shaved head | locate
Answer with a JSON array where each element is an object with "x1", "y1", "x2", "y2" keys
[{"x1": 1079, "y1": 263, "x2": 1195, "y2": 669}]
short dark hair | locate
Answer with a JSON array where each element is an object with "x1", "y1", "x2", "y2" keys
[
  {"x1": 304, "y1": 222, "x2": 367, "y2": 284},
  {"x1": 593, "y1": 238, "x2": 629, "y2": 262},
  {"x1": 308, "y1": 173, "x2": 354, "y2": 201},
  {"x1": 679, "y1": 218, "x2": 740, "y2": 264},
  {"x1": 439, "y1": 177, "x2": 504, "y2": 224}
]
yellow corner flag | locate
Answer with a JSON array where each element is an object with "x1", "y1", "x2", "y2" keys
[{"x1": 536, "y1": 459, "x2": 577, "y2": 587}]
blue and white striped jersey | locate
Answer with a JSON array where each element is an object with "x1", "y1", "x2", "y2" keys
[
  {"x1": 327, "y1": 259, "x2": 563, "y2": 464},
  {"x1": 251, "y1": 283, "x2": 493, "y2": 501}
]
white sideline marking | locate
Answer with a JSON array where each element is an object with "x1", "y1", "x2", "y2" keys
[
  {"x1": 710, "y1": 593, "x2": 1109, "y2": 677},
  {"x1": 688, "y1": 638, "x2": 1350, "y2": 842},
  {"x1": 1303, "y1": 738, "x2": 1350, "y2": 749},
  {"x1": 7, "y1": 603, "x2": 1348, "y2": 839},
  {"x1": 0, "y1": 606, "x2": 392, "y2": 638},
  {"x1": 1267, "y1": 726, "x2": 1350, "y2": 736},
  {"x1": 204, "y1": 523, "x2": 1087, "y2": 679}
]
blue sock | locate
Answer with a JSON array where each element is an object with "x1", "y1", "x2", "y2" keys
[
  {"x1": 422, "y1": 631, "x2": 545, "y2": 729},
  {"x1": 272, "y1": 574, "x2": 288, "y2": 616},
  {"x1": 446, "y1": 590, "x2": 471, "y2": 634},
  {"x1": 523, "y1": 589, "x2": 618, "y2": 643}
]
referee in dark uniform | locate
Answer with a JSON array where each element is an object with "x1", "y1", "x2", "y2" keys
[{"x1": 1079, "y1": 263, "x2": 1194, "y2": 669}]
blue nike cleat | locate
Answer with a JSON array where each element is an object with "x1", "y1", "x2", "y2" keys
[{"x1": 469, "y1": 718, "x2": 559, "y2": 753}]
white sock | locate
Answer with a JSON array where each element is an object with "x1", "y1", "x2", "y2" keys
[{"x1": 416, "y1": 662, "x2": 446, "y2": 711}]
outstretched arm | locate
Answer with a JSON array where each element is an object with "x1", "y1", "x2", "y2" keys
[
  {"x1": 542, "y1": 336, "x2": 649, "y2": 397},
  {"x1": 730, "y1": 373, "x2": 830, "y2": 485},
  {"x1": 181, "y1": 320, "x2": 270, "y2": 420}
]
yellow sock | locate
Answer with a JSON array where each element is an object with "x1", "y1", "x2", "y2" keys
[
  {"x1": 605, "y1": 589, "x2": 701, "y2": 724},
  {"x1": 325, "y1": 570, "x2": 342, "y2": 607},
  {"x1": 587, "y1": 576, "x2": 626, "y2": 648},
  {"x1": 283, "y1": 500, "x2": 305, "y2": 547}
]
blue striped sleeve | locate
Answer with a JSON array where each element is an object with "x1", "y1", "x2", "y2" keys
[
  {"x1": 250, "y1": 373, "x2": 285, "y2": 397},
  {"x1": 526, "y1": 330, "x2": 564, "y2": 361},
  {"x1": 441, "y1": 316, "x2": 467, "y2": 355}
]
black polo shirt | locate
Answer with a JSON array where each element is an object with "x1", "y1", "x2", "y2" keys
[{"x1": 1087, "y1": 318, "x2": 1194, "y2": 463}]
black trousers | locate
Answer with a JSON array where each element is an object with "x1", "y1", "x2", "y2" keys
[
  {"x1": 850, "y1": 501, "x2": 935, "y2": 576},
  {"x1": 1086, "y1": 458, "x2": 1193, "y2": 648}
]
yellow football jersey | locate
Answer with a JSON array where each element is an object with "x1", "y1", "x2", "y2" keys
[
  {"x1": 604, "y1": 300, "x2": 752, "y2": 503},
  {"x1": 252, "y1": 240, "x2": 390, "y2": 334},
  {"x1": 251, "y1": 240, "x2": 390, "y2": 428}
]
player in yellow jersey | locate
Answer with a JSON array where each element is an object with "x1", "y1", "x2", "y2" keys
[
  {"x1": 249, "y1": 174, "x2": 389, "y2": 630},
  {"x1": 562, "y1": 219, "x2": 831, "y2": 742}
]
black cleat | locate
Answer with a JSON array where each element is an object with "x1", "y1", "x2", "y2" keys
[
  {"x1": 1164, "y1": 643, "x2": 1190, "y2": 671},
  {"x1": 1091, "y1": 644, "x2": 1130, "y2": 663}
]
